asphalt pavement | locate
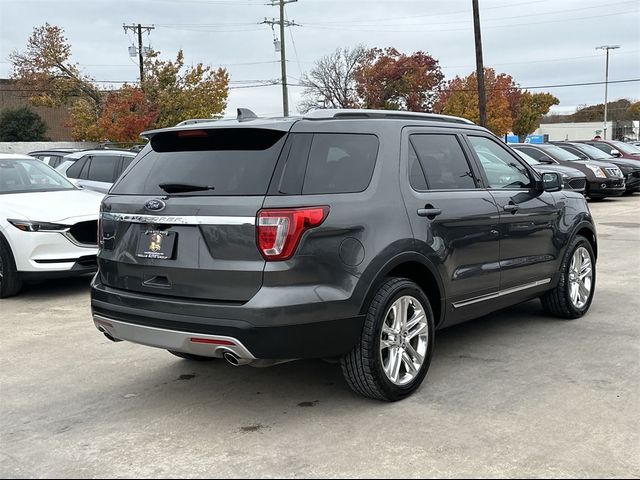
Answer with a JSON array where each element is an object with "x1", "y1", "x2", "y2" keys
[{"x1": 1, "y1": 195, "x2": 639, "y2": 478}]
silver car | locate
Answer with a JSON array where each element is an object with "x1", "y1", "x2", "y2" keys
[{"x1": 56, "y1": 150, "x2": 137, "y2": 193}]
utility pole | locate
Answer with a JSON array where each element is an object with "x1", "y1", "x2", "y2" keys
[
  {"x1": 123, "y1": 23, "x2": 155, "y2": 84},
  {"x1": 472, "y1": 0, "x2": 487, "y2": 127},
  {"x1": 262, "y1": 0, "x2": 299, "y2": 117},
  {"x1": 596, "y1": 45, "x2": 621, "y2": 140}
]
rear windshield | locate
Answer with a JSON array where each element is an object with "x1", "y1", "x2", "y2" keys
[{"x1": 111, "y1": 128, "x2": 287, "y2": 196}]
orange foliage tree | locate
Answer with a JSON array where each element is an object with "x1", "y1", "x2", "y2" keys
[
  {"x1": 354, "y1": 47, "x2": 444, "y2": 112},
  {"x1": 435, "y1": 68, "x2": 518, "y2": 136}
]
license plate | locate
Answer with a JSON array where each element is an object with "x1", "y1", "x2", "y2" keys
[{"x1": 136, "y1": 230, "x2": 176, "y2": 260}]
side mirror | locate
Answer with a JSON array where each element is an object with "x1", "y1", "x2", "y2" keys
[
  {"x1": 541, "y1": 172, "x2": 562, "y2": 192},
  {"x1": 610, "y1": 149, "x2": 621, "y2": 157}
]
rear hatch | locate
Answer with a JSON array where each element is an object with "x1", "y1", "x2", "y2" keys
[{"x1": 98, "y1": 126, "x2": 289, "y2": 303}]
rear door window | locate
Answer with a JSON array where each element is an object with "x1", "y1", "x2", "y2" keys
[
  {"x1": 410, "y1": 134, "x2": 477, "y2": 190},
  {"x1": 66, "y1": 157, "x2": 88, "y2": 179},
  {"x1": 88, "y1": 155, "x2": 119, "y2": 183},
  {"x1": 112, "y1": 128, "x2": 287, "y2": 196},
  {"x1": 302, "y1": 133, "x2": 379, "y2": 194}
]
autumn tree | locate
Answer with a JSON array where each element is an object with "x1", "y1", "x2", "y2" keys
[
  {"x1": 142, "y1": 50, "x2": 230, "y2": 128},
  {"x1": 11, "y1": 25, "x2": 231, "y2": 141},
  {"x1": 436, "y1": 68, "x2": 518, "y2": 136},
  {"x1": 511, "y1": 92, "x2": 559, "y2": 141},
  {"x1": 299, "y1": 45, "x2": 367, "y2": 112},
  {"x1": 0, "y1": 107, "x2": 48, "y2": 141},
  {"x1": 9, "y1": 24, "x2": 100, "y2": 110},
  {"x1": 353, "y1": 48, "x2": 444, "y2": 112}
]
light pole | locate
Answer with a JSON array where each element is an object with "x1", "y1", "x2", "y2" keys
[{"x1": 596, "y1": 45, "x2": 620, "y2": 140}]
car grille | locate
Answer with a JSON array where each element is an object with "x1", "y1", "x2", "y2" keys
[
  {"x1": 69, "y1": 220, "x2": 98, "y2": 246},
  {"x1": 605, "y1": 167, "x2": 623, "y2": 178},
  {"x1": 567, "y1": 178, "x2": 586, "y2": 191}
]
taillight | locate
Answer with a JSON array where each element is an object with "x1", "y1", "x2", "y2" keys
[{"x1": 257, "y1": 206, "x2": 329, "y2": 261}]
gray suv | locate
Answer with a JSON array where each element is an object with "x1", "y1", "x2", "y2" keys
[{"x1": 92, "y1": 109, "x2": 597, "y2": 401}]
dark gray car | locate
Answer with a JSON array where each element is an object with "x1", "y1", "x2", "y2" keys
[{"x1": 92, "y1": 109, "x2": 598, "y2": 401}]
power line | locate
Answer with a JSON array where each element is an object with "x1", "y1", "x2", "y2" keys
[
  {"x1": 261, "y1": 0, "x2": 300, "y2": 117},
  {"x1": 122, "y1": 24, "x2": 155, "y2": 83}
]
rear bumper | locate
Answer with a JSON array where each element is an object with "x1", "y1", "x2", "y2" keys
[{"x1": 91, "y1": 280, "x2": 365, "y2": 359}]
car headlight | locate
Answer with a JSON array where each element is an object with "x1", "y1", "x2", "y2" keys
[
  {"x1": 8, "y1": 219, "x2": 69, "y2": 232},
  {"x1": 585, "y1": 165, "x2": 606, "y2": 178}
]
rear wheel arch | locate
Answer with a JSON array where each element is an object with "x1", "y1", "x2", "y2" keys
[{"x1": 359, "y1": 253, "x2": 445, "y2": 327}]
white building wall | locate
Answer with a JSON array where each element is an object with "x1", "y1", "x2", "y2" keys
[{"x1": 535, "y1": 121, "x2": 613, "y2": 141}]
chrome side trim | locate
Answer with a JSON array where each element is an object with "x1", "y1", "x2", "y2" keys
[
  {"x1": 101, "y1": 212, "x2": 255, "y2": 226},
  {"x1": 93, "y1": 314, "x2": 256, "y2": 359},
  {"x1": 452, "y1": 278, "x2": 552, "y2": 309}
]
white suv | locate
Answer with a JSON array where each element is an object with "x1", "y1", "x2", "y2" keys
[
  {"x1": 0, "y1": 154, "x2": 103, "y2": 297},
  {"x1": 56, "y1": 150, "x2": 137, "y2": 193}
]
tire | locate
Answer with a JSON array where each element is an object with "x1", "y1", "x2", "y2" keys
[
  {"x1": 541, "y1": 235, "x2": 596, "y2": 319},
  {"x1": 0, "y1": 236, "x2": 22, "y2": 298},
  {"x1": 168, "y1": 351, "x2": 217, "y2": 361},
  {"x1": 341, "y1": 277, "x2": 435, "y2": 402}
]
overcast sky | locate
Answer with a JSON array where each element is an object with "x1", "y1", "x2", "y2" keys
[{"x1": 0, "y1": 0, "x2": 638, "y2": 118}]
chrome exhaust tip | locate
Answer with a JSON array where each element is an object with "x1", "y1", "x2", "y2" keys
[{"x1": 222, "y1": 351, "x2": 253, "y2": 367}]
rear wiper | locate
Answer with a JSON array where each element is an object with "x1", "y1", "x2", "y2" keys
[{"x1": 158, "y1": 182, "x2": 215, "y2": 193}]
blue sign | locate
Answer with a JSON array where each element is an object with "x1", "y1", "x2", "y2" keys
[{"x1": 506, "y1": 134, "x2": 545, "y2": 144}]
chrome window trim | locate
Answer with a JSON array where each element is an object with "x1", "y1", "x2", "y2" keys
[
  {"x1": 101, "y1": 212, "x2": 255, "y2": 226},
  {"x1": 452, "y1": 278, "x2": 552, "y2": 309}
]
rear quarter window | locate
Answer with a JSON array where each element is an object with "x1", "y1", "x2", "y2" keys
[{"x1": 302, "y1": 133, "x2": 379, "y2": 194}]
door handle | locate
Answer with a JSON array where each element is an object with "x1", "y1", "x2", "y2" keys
[
  {"x1": 503, "y1": 203, "x2": 519, "y2": 214},
  {"x1": 417, "y1": 206, "x2": 442, "y2": 218}
]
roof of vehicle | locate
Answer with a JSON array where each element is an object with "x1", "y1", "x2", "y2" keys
[
  {"x1": 63, "y1": 149, "x2": 137, "y2": 160},
  {"x1": 142, "y1": 108, "x2": 479, "y2": 138},
  {"x1": 28, "y1": 148, "x2": 84, "y2": 155},
  {"x1": 0, "y1": 154, "x2": 36, "y2": 160},
  {"x1": 511, "y1": 143, "x2": 555, "y2": 149}
]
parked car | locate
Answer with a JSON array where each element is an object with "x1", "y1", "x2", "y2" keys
[
  {"x1": 91, "y1": 109, "x2": 597, "y2": 401},
  {"x1": 0, "y1": 154, "x2": 103, "y2": 298},
  {"x1": 511, "y1": 148, "x2": 587, "y2": 194},
  {"x1": 56, "y1": 149, "x2": 137, "y2": 193},
  {"x1": 28, "y1": 148, "x2": 83, "y2": 169},
  {"x1": 552, "y1": 141, "x2": 640, "y2": 193},
  {"x1": 511, "y1": 143, "x2": 625, "y2": 199},
  {"x1": 579, "y1": 139, "x2": 640, "y2": 163}
]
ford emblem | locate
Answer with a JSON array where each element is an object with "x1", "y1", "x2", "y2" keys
[{"x1": 145, "y1": 199, "x2": 166, "y2": 212}]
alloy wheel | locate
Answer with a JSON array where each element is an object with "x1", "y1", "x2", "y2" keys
[
  {"x1": 568, "y1": 246, "x2": 593, "y2": 309},
  {"x1": 380, "y1": 295, "x2": 429, "y2": 386}
]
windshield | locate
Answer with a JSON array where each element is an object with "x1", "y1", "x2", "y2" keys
[
  {"x1": 540, "y1": 145, "x2": 581, "y2": 161},
  {"x1": 609, "y1": 140, "x2": 640, "y2": 155},
  {"x1": 575, "y1": 143, "x2": 612, "y2": 160},
  {"x1": 0, "y1": 159, "x2": 76, "y2": 194},
  {"x1": 513, "y1": 149, "x2": 541, "y2": 165}
]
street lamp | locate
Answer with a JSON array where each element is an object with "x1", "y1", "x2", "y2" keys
[{"x1": 595, "y1": 45, "x2": 620, "y2": 140}]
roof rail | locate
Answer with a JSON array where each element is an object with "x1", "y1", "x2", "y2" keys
[{"x1": 303, "y1": 109, "x2": 475, "y2": 125}]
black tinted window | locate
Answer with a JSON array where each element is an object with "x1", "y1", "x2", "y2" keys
[
  {"x1": 410, "y1": 134, "x2": 476, "y2": 190},
  {"x1": 277, "y1": 133, "x2": 312, "y2": 195},
  {"x1": 65, "y1": 157, "x2": 87, "y2": 179},
  {"x1": 408, "y1": 144, "x2": 428, "y2": 191},
  {"x1": 112, "y1": 128, "x2": 287, "y2": 196},
  {"x1": 88, "y1": 155, "x2": 119, "y2": 183},
  {"x1": 469, "y1": 137, "x2": 532, "y2": 189},
  {"x1": 119, "y1": 156, "x2": 135, "y2": 176},
  {"x1": 516, "y1": 147, "x2": 550, "y2": 162},
  {"x1": 303, "y1": 134, "x2": 378, "y2": 194}
]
